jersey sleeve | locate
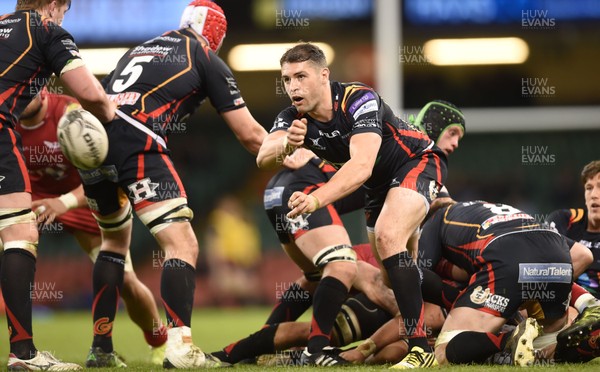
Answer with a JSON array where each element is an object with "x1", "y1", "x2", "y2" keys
[
  {"x1": 546, "y1": 209, "x2": 573, "y2": 235},
  {"x1": 198, "y1": 48, "x2": 246, "y2": 113},
  {"x1": 344, "y1": 88, "x2": 383, "y2": 136},
  {"x1": 37, "y1": 22, "x2": 82, "y2": 77},
  {"x1": 269, "y1": 108, "x2": 296, "y2": 133}
]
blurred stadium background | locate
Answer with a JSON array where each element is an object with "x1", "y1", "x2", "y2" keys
[{"x1": 0, "y1": 0, "x2": 598, "y2": 310}]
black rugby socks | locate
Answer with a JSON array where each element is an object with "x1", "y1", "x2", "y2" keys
[{"x1": 91, "y1": 251, "x2": 125, "y2": 353}]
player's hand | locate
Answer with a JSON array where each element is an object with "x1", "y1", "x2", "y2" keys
[
  {"x1": 32, "y1": 197, "x2": 69, "y2": 225},
  {"x1": 282, "y1": 148, "x2": 317, "y2": 170},
  {"x1": 287, "y1": 191, "x2": 320, "y2": 218},
  {"x1": 285, "y1": 118, "x2": 307, "y2": 148},
  {"x1": 339, "y1": 348, "x2": 366, "y2": 364}
]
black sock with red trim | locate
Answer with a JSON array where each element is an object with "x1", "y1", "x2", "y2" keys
[
  {"x1": 383, "y1": 252, "x2": 430, "y2": 350},
  {"x1": 265, "y1": 283, "x2": 312, "y2": 325},
  {"x1": 1, "y1": 249, "x2": 36, "y2": 359},
  {"x1": 161, "y1": 259, "x2": 195, "y2": 328},
  {"x1": 91, "y1": 251, "x2": 125, "y2": 353},
  {"x1": 307, "y1": 276, "x2": 348, "y2": 353},
  {"x1": 213, "y1": 324, "x2": 279, "y2": 364},
  {"x1": 445, "y1": 331, "x2": 508, "y2": 364}
]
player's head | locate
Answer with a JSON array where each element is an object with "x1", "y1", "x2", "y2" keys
[
  {"x1": 20, "y1": 87, "x2": 48, "y2": 123},
  {"x1": 412, "y1": 100, "x2": 465, "y2": 156},
  {"x1": 17, "y1": 0, "x2": 71, "y2": 25},
  {"x1": 581, "y1": 160, "x2": 600, "y2": 222},
  {"x1": 180, "y1": 0, "x2": 227, "y2": 53},
  {"x1": 280, "y1": 43, "x2": 330, "y2": 114}
]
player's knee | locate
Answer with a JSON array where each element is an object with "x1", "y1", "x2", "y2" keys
[
  {"x1": 323, "y1": 260, "x2": 357, "y2": 285},
  {"x1": 94, "y1": 204, "x2": 133, "y2": 233},
  {"x1": 0, "y1": 208, "x2": 36, "y2": 233},
  {"x1": 2, "y1": 239, "x2": 39, "y2": 258},
  {"x1": 435, "y1": 330, "x2": 465, "y2": 365},
  {"x1": 138, "y1": 197, "x2": 193, "y2": 236},
  {"x1": 0, "y1": 208, "x2": 38, "y2": 256},
  {"x1": 373, "y1": 228, "x2": 402, "y2": 252}
]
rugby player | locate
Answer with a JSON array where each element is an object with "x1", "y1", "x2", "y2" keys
[
  {"x1": 79, "y1": 1, "x2": 267, "y2": 368},
  {"x1": 15, "y1": 90, "x2": 168, "y2": 366},
  {"x1": 0, "y1": 0, "x2": 115, "y2": 369}
]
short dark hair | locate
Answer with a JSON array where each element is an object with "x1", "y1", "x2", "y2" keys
[
  {"x1": 280, "y1": 43, "x2": 327, "y2": 68},
  {"x1": 16, "y1": 0, "x2": 70, "y2": 11},
  {"x1": 581, "y1": 160, "x2": 600, "y2": 184}
]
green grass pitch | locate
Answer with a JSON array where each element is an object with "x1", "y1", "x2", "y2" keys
[{"x1": 0, "y1": 307, "x2": 599, "y2": 371}]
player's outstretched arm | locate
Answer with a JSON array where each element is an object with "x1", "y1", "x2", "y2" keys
[
  {"x1": 60, "y1": 65, "x2": 116, "y2": 123},
  {"x1": 220, "y1": 107, "x2": 268, "y2": 155}
]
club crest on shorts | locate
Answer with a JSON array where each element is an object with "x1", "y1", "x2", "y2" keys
[
  {"x1": 128, "y1": 177, "x2": 159, "y2": 204},
  {"x1": 470, "y1": 285, "x2": 491, "y2": 305}
]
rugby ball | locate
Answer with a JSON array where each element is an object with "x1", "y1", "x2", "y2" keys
[{"x1": 57, "y1": 108, "x2": 108, "y2": 170}]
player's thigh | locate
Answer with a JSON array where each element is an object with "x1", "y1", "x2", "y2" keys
[
  {"x1": 295, "y1": 224, "x2": 352, "y2": 260},
  {"x1": 441, "y1": 307, "x2": 506, "y2": 333},
  {"x1": 72, "y1": 228, "x2": 102, "y2": 254},
  {"x1": 281, "y1": 241, "x2": 318, "y2": 275},
  {"x1": 373, "y1": 187, "x2": 427, "y2": 258}
]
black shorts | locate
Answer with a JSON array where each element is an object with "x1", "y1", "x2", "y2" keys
[
  {"x1": 0, "y1": 126, "x2": 31, "y2": 195},
  {"x1": 264, "y1": 159, "x2": 364, "y2": 244},
  {"x1": 364, "y1": 148, "x2": 447, "y2": 229},
  {"x1": 79, "y1": 119, "x2": 186, "y2": 215},
  {"x1": 332, "y1": 292, "x2": 393, "y2": 346},
  {"x1": 454, "y1": 230, "x2": 572, "y2": 320}
]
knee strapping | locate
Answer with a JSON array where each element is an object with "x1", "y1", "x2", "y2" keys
[
  {"x1": 332, "y1": 303, "x2": 362, "y2": 346},
  {"x1": 2, "y1": 240, "x2": 39, "y2": 258},
  {"x1": 138, "y1": 198, "x2": 193, "y2": 235},
  {"x1": 0, "y1": 208, "x2": 36, "y2": 231},
  {"x1": 435, "y1": 330, "x2": 466, "y2": 348},
  {"x1": 94, "y1": 204, "x2": 133, "y2": 232},
  {"x1": 312, "y1": 244, "x2": 356, "y2": 269}
]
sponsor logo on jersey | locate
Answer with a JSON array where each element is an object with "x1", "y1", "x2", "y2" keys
[
  {"x1": 481, "y1": 213, "x2": 534, "y2": 229},
  {"x1": 518, "y1": 263, "x2": 572, "y2": 283},
  {"x1": 148, "y1": 36, "x2": 181, "y2": 44},
  {"x1": 352, "y1": 100, "x2": 378, "y2": 120},
  {"x1": 108, "y1": 92, "x2": 141, "y2": 106},
  {"x1": 264, "y1": 186, "x2": 284, "y2": 209},
  {"x1": 130, "y1": 45, "x2": 173, "y2": 58},
  {"x1": 0, "y1": 27, "x2": 14, "y2": 38},
  {"x1": 274, "y1": 117, "x2": 288, "y2": 130},
  {"x1": 0, "y1": 18, "x2": 21, "y2": 25},
  {"x1": 469, "y1": 286, "x2": 510, "y2": 313},
  {"x1": 348, "y1": 92, "x2": 376, "y2": 116},
  {"x1": 78, "y1": 165, "x2": 118, "y2": 185},
  {"x1": 353, "y1": 118, "x2": 379, "y2": 129}
]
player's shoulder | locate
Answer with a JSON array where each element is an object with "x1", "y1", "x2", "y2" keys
[
  {"x1": 548, "y1": 208, "x2": 583, "y2": 222},
  {"x1": 338, "y1": 81, "x2": 377, "y2": 102}
]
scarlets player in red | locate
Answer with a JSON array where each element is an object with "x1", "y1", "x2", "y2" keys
[{"x1": 14, "y1": 90, "x2": 167, "y2": 366}]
